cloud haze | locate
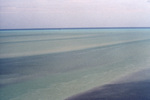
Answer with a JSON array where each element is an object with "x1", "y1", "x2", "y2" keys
[{"x1": 0, "y1": 0, "x2": 150, "y2": 29}]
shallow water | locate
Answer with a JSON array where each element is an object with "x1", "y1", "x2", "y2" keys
[
  {"x1": 66, "y1": 69, "x2": 150, "y2": 100},
  {"x1": 0, "y1": 28, "x2": 150, "y2": 100}
]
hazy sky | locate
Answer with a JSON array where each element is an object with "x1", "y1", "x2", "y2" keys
[{"x1": 0, "y1": 0, "x2": 150, "y2": 29}]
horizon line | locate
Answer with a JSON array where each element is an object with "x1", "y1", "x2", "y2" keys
[{"x1": 0, "y1": 27, "x2": 150, "y2": 30}]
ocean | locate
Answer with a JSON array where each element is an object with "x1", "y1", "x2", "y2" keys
[{"x1": 0, "y1": 28, "x2": 150, "y2": 100}]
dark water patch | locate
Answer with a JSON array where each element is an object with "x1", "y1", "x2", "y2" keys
[
  {"x1": 115, "y1": 69, "x2": 150, "y2": 84},
  {"x1": 0, "y1": 38, "x2": 150, "y2": 76},
  {"x1": 66, "y1": 80, "x2": 150, "y2": 100},
  {"x1": 1, "y1": 39, "x2": 150, "y2": 86}
]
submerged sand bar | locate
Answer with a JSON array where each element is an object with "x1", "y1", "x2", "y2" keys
[{"x1": 66, "y1": 69, "x2": 150, "y2": 100}]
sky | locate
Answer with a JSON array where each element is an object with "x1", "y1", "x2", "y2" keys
[{"x1": 0, "y1": 0, "x2": 150, "y2": 29}]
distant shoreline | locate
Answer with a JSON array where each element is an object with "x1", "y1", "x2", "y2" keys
[{"x1": 0, "y1": 27, "x2": 150, "y2": 31}]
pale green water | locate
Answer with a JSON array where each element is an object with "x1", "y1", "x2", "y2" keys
[{"x1": 0, "y1": 28, "x2": 150, "y2": 100}]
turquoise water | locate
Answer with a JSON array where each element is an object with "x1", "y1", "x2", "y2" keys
[{"x1": 0, "y1": 28, "x2": 150, "y2": 100}]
